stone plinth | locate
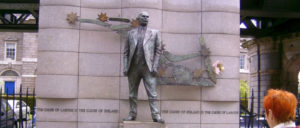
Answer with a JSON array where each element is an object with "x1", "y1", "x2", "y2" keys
[{"x1": 120, "y1": 121, "x2": 166, "y2": 128}]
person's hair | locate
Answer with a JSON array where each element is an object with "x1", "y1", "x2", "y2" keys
[{"x1": 263, "y1": 89, "x2": 298, "y2": 123}]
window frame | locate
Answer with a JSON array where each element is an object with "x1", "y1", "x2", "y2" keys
[
  {"x1": 4, "y1": 41, "x2": 17, "y2": 61},
  {"x1": 240, "y1": 55, "x2": 246, "y2": 70}
]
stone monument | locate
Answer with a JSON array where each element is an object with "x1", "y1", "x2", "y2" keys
[{"x1": 37, "y1": 0, "x2": 240, "y2": 128}]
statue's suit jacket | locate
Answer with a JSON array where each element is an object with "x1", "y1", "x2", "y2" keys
[{"x1": 123, "y1": 28, "x2": 162, "y2": 73}]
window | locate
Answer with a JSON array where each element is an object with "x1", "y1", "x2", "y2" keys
[
  {"x1": 5, "y1": 42, "x2": 16, "y2": 61},
  {"x1": 240, "y1": 55, "x2": 245, "y2": 70}
]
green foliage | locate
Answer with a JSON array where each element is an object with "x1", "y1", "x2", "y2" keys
[{"x1": 240, "y1": 80, "x2": 249, "y2": 108}]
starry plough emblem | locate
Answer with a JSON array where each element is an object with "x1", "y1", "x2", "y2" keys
[
  {"x1": 66, "y1": 12, "x2": 137, "y2": 35},
  {"x1": 201, "y1": 46, "x2": 210, "y2": 57},
  {"x1": 98, "y1": 13, "x2": 108, "y2": 22},
  {"x1": 66, "y1": 12, "x2": 78, "y2": 24},
  {"x1": 193, "y1": 69, "x2": 203, "y2": 78},
  {"x1": 131, "y1": 19, "x2": 139, "y2": 28}
]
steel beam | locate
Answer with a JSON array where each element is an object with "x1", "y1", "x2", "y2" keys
[
  {"x1": 0, "y1": 3, "x2": 39, "y2": 10},
  {"x1": 241, "y1": 10, "x2": 300, "y2": 19}
]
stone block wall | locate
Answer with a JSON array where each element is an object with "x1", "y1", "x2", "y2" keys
[
  {"x1": 246, "y1": 38, "x2": 281, "y2": 113},
  {"x1": 37, "y1": 0, "x2": 240, "y2": 127},
  {"x1": 22, "y1": 33, "x2": 38, "y2": 92},
  {"x1": 245, "y1": 33, "x2": 300, "y2": 113}
]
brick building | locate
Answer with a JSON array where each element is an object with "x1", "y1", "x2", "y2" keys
[{"x1": 0, "y1": 32, "x2": 37, "y2": 94}]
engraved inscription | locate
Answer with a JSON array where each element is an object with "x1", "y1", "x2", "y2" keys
[
  {"x1": 37, "y1": 107, "x2": 238, "y2": 115},
  {"x1": 162, "y1": 110, "x2": 238, "y2": 115},
  {"x1": 37, "y1": 108, "x2": 119, "y2": 114}
]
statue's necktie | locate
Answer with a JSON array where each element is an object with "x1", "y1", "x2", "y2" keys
[{"x1": 135, "y1": 27, "x2": 146, "y2": 65}]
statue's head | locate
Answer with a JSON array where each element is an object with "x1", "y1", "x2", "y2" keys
[{"x1": 137, "y1": 11, "x2": 149, "y2": 26}]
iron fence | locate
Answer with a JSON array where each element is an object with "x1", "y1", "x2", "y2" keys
[
  {"x1": 0, "y1": 85, "x2": 36, "y2": 128},
  {"x1": 240, "y1": 89, "x2": 267, "y2": 128}
]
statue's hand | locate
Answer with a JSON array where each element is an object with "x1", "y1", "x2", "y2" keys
[
  {"x1": 151, "y1": 69, "x2": 158, "y2": 76},
  {"x1": 123, "y1": 70, "x2": 128, "y2": 76}
]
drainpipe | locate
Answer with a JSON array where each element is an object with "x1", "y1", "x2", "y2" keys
[{"x1": 257, "y1": 42, "x2": 261, "y2": 128}]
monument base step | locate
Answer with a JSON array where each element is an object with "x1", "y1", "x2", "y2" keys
[{"x1": 120, "y1": 121, "x2": 167, "y2": 128}]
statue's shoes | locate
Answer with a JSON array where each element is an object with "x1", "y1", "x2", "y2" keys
[
  {"x1": 153, "y1": 118, "x2": 165, "y2": 123},
  {"x1": 123, "y1": 116, "x2": 136, "y2": 121}
]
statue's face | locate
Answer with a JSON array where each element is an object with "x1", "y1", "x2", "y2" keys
[{"x1": 137, "y1": 12, "x2": 149, "y2": 26}]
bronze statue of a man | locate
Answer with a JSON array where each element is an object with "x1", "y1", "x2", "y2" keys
[{"x1": 123, "y1": 11, "x2": 164, "y2": 123}]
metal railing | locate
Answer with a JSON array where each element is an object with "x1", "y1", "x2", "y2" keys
[
  {"x1": 0, "y1": 85, "x2": 36, "y2": 128},
  {"x1": 240, "y1": 89, "x2": 268, "y2": 128}
]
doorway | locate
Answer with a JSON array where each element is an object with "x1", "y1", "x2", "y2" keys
[{"x1": 4, "y1": 81, "x2": 15, "y2": 95}]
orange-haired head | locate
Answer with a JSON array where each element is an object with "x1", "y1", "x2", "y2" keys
[{"x1": 263, "y1": 89, "x2": 297, "y2": 123}]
